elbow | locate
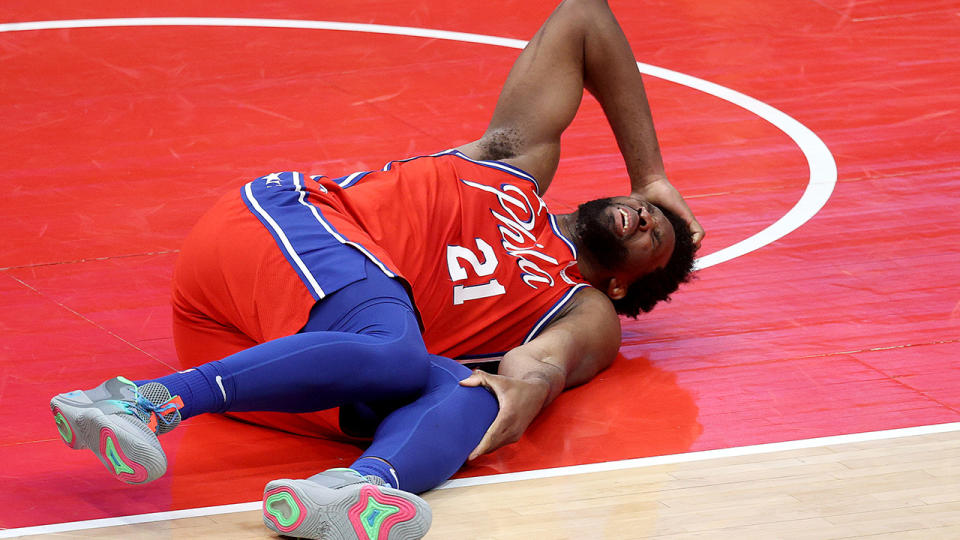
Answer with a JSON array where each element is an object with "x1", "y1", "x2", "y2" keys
[{"x1": 560, "y1": 0, "x2": 613, "y2": 19}]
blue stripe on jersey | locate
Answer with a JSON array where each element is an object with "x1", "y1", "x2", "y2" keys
[
  {"x1": 456, "y1": 351, "x2": 506, "y2": 361},
  {"x1": 381, "y1": 148, "x2": 459, "y2": 171},
  {"x1": 376, "y1": 148, "x2": 541, "y2": 193},
  {"x1": 241, "y1": 175, "x2": 326, "y2": 300},
  {"x1": 449, "y1": 150, "x2": 540, "y2": 192},
  {"x1": 334, "y1": 171, "x2": 372, "y2": 189},
  {"x1": 278, "y1": 173, "x2": 397, "y2": 279},
  {"x1": 548, "y1": 213, "x2": 578, "y2": 259},
  {"x1": 241, "y1": 171, "x2": 396, "y2": 301},
  {"x1": 522, "y1": 283, "x2": 591, "y2": 344},
  {"x1": 334, "y1": 149, "x2": 539, "y2": 194}
]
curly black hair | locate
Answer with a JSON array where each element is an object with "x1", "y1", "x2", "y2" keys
[{"x1": 611, "y1": 206, "x2": 697, "y2": 318}]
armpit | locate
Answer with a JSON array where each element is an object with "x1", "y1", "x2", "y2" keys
[{"x1": 477, "y1": 128, "x2": 523, "y2": 161}]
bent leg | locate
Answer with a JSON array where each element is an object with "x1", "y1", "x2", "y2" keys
[
  {"x1": 179, "y1": 313, "x2": 428, "y2": 417},
  {"x1": 172, "y1": 292, "x2": 258, "y2": 368},
  {"x1": 352, "y1": 356, "x2": 498, "y2": 494},
  {"x1": 149, "y1": 259, "x2": 432, "y2": 420}
]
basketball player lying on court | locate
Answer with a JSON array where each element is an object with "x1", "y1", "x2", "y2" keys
[{"x1": 50, "y1": 1, "x2": 700, "y2": 538}]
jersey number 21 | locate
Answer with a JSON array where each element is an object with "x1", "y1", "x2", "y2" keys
[{"x1": 446, "y1": 239, "x2": 507, "y2": 305}]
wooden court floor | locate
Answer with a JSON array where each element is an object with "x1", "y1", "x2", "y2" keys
[
  {"x1": 21, "y1": 428, "x2": 960, "y2": 539},
  {"x1": 2, "y1": 0, "x2": 958, "y2": 538}
]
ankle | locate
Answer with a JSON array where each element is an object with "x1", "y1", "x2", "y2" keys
[{"x1": 351, "y1": 457, "x2": 400, "y2": 489}]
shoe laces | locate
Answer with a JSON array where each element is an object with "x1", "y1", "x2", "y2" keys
[
  {"x1": 119, "y1": 392, "x2": 179, "y2": 429},
  {"x1": 137, "y1": 393, "x2": 180, "y2": 425}
]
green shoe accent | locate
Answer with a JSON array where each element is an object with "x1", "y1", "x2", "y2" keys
[
  {"x1": 265, "y1": 492, "x2": 301, "y2": 528},
  {"x1": 359, "y1": 496, "x2": 400, "y2": 538},
  {"x1": 54, "y1": 412, "x2": 73, "y2": 444},
  {"x1": 104, "y1": 435, "x2": 135, "y2": 476}
]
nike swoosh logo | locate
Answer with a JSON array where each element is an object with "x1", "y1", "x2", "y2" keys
[
  {"x1": 215, "y1": 375, "x2": 227, "y2": 402},
  {"x1": 389, "y1": 467, "x2": 399, "y2": 489}
]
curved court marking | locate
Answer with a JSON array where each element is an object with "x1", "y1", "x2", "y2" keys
[{"x1": 0, "y1": 17, "x2": 838, "y2": 270}]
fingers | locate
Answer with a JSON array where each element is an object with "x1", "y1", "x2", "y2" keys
[
  {"x1": 468, "y1": 432, "x2": 493, "y2": 461},
  {"x1": 463, "y1": 371, "x2": 512, "y2": 460},
  {"x1": 460, "y1": 369, "x2": 498, "y2": 390},
  {"x1": 635, "y1": 180, "x2": 705, "y2": 250},
  {"x1": 666, "y1": 201, "x2": 705, "y2": 251},
  {"x1": 459, "y1": 371, "x2": 485, "y2": 387},
  {"x1": 468, "y1": 414, "x2": 522, "y2": 461},
  {"x1": 461, "y1": 371, "x2": 544, "y2": 460},
  {"x1": 462, "y1": 370, "x2": 499, "y2": 459},
  {"x1": 468, "y1": 405, "x2": 505, "y2": 460},
  {"x1": 689, "y1": 218, "x2": 705, "y2": 249},
  {"x1": 674, "y1": 205, "x2": 703, "y2": 250}
]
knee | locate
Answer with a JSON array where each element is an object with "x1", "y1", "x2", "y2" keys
[
  {"x1": 390, "y1": 342, "x2": 432, "y2": 390},
  {"x1": 363, "y1": 328, "x2": 432, "y2": 392}
]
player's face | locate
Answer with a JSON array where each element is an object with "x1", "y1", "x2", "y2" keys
[{"x1": 575, "y1": 195, "x2": 676, "y2": 296}]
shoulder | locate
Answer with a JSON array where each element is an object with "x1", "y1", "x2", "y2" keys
[
  {"x1": 556, "y1": 287, "x2": 620, "y2": 333},
  {"x1": 545, "y1": 287, "x2": 621, "y2": 362}
]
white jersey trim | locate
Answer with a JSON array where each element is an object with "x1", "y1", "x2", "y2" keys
[
  {"x1": 522, "y1": 283, "x2": 591, "y2": 344},
  {"x1": 288, "y1": 173, "x2": 398, "y2": 279},
  {"x1": 374, "y1": 148, "x2": 541, "y2": 192},
  {"x1": 448, "y1": 150, "x2": 540, "y2": 192},
  {"x1": 381, "y1": 148, "x2": 459, "y2": 171},
  {"x1": 548, "y1": 213, "x2": 578, "y2": 258},
  {"x1": 243, "y1": 180, "x2": 327, "y2": 299},
  {"x1": 338, "y1": 171, "x2": 366, "y2": 188}
]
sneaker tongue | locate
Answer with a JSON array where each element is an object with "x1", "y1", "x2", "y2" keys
[
  {"x1": 363, "y1": 475, "x2": 388, "y2": 487},
  {"x1": 136, "y1": 382, "x2": 183, "y2": 435},
  {"x1": 307, "y1": 468, "x2": 370, "y2": 489}
]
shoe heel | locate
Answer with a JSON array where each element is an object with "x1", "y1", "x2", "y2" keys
[
  {"x1": 347, "y1": 484, "x2": 422, "y2": 539},
  {"x1": 97, "y1": 425, "x2": 150, "y2": 484},
  {"x1": 51, "y1": 406, "x2": 80, "y2": 449},
  {"x1": 263, "y1": 484, "x2": 308, "y2": 534}
]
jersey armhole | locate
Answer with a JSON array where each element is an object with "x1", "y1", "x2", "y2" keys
[
  {"x1": 522, "y1": 283, "x2": 592, "y2": 344},
  {"x1": 448, "y1": 149, "x2": 541, "y2": 193}
]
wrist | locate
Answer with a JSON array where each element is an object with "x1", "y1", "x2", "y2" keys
[{"x1": 633, "y1": 173, "x2": 668, "y2": 190}]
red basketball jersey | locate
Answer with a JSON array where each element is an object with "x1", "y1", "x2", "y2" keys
[
  {"x1": 314, "y1": 150, "x2": 589, "y2": 359},
  {"x1": 174, "y1": 150, "x2": 590, "y2": 363}
]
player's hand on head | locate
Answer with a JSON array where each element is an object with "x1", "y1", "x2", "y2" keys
[
  {"x1": 459, "y1": 369, "x2": 551, "y2": 460},
  {"x1": 634, "y1": 176, "x2": 704, "y2": 249}
]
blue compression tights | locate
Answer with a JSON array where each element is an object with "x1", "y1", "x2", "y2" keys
[{"x1": 147, "y1": 259, "x2": 498, "y2": 494}]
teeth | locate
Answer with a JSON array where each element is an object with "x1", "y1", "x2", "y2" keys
[{"x1": 619, "y1": 208, "x2": 629, "y2": 232}]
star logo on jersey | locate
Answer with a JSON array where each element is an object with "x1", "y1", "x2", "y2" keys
[{"x1": 264, "y1": 172, "x2": 283, "y2": 187}]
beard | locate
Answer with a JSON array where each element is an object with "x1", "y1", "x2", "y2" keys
[{"x1": 575, "y1": 198, "x2": 628, "y2": 270}]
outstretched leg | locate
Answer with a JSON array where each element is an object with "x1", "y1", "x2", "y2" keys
[
  {"x1": 262, "y1": 357, "x2": 496, "y2": 539},
  {"x1": 352, "y1": 356, "x2": 497, "y2": 494},
  {"x1": 50, "y1": 259, "x2": 433, "y2": 483}
]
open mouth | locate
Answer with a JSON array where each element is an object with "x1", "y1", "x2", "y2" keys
[{"x1": 612, "y1": 204, "x2": 639, "y2": 239}]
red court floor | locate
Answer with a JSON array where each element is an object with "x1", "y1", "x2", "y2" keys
[{"x1": 2, "y1": 0, "x2": 958, "y2": 531}]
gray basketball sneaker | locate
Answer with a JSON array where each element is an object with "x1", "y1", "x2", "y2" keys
[
  {"x1": 263, "y1": 468, "x2": 432, "y2": 539},
  {"x1": 50, "y1": 376, "x2": 182, "y2": 484}
]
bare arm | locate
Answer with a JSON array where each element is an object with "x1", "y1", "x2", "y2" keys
[
  {"x1": 459, "y1": 287, "x2": 620, "y2": 458},
  {"x1": 457, "y1": 0, "x2": 703, "y2": 246}
]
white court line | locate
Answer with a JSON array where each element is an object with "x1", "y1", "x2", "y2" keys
[
  {"x1": 3, "y1": 421, "x2": 957, "y2": 538},
  {"x1": 0, "y1": 16, "x2": 839, "y2": 537},
  {"x1": 0, "y1": 16, "x2": 839, "y2": 271},
  {"x1": 439, "y1": 421, "x2": 960, "y2": 489}
]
